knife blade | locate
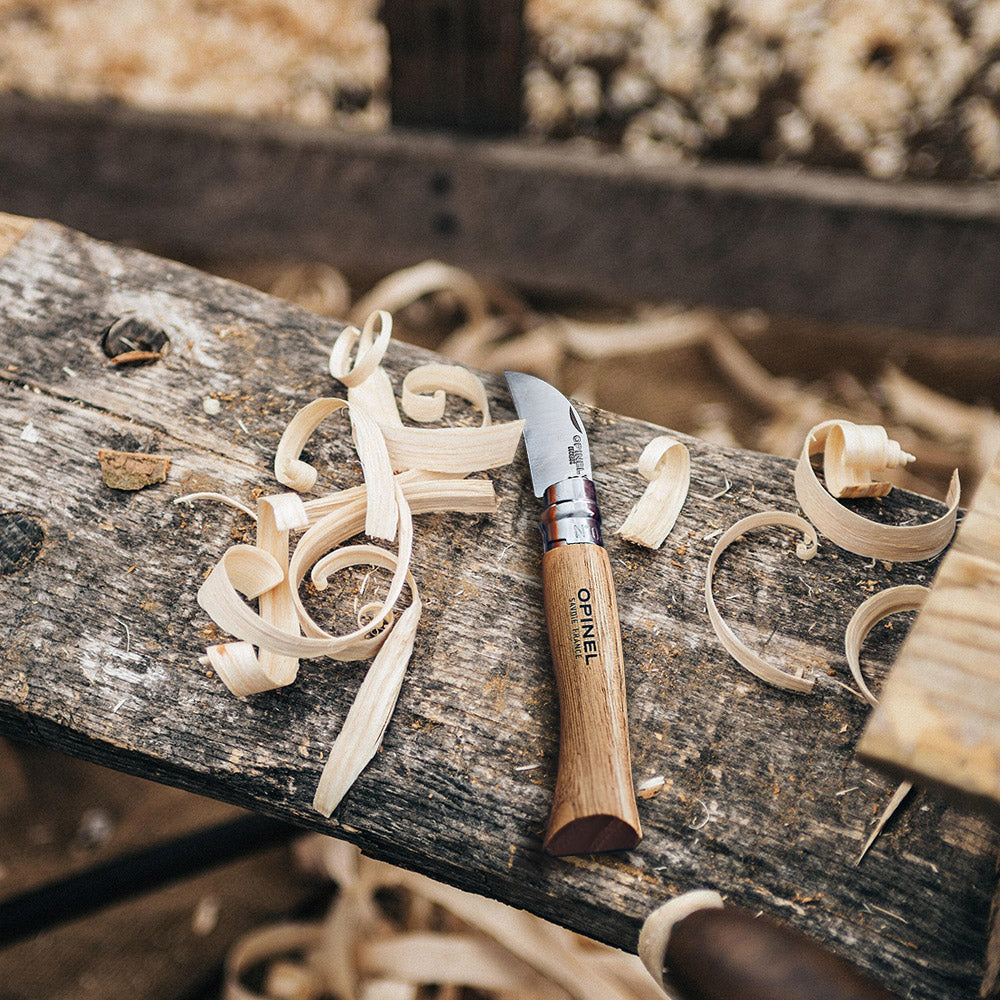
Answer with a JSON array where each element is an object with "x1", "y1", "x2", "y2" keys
[{"x1": 505, "y1": 372, "x2": 641, "y2": 856}]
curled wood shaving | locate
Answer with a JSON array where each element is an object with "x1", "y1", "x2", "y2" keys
[
  {"x1": 616, "y1": 436, "x2": 690, "y2": 549},
  {"x1": 638, "y1": 890, "x2": 724, "y2": 993},
  {"x1": 844, "y1": 584, "x2": 927, "y2": 864},
  {"x1": 274, "y1": 395, "x2": 397, "y2": 541},
  {"x1": 705, "y1": 511, "x2": 819, "y2": 693},
  {"x1": 329, "y1": 309, "x2": 395, "y2": 388},
  {"x1": 401, "y1": 363, "x2": 491, "y2": 426},
  {"x1": 348, "y1": 261, "x2": 490, "y2": 330},
  {"x1": 795, "y1": 420, "x2": 960, "y2": 561},
  {"x1": 200, "y1": 489, "x2": 410, "y2": 663},
  {"x1": 820, "y1": 421, "x2": 915, "y2": 499},
  {"x1": 329, "y1": 313, "x2": 524, "y2": 475},
  {"x1": 844, "y1": 585, "x2": 928, "y2": 709}
]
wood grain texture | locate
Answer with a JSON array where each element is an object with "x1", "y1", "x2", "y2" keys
[
  {"x1": 3, "y1": 94, "x2": 1000, "y2": 335},
  {"x1": 859, "y1": 451, "x2": 1000, "y2": 811},
  {"x1": 541, "y1": 542, "x2": 641, "y2": 855},
  {"x1": 0, "y1": 215, "x2": 997, "y2": 998}
]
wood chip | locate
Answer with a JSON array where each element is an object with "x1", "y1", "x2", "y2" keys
[{"x1": 97, "y1": 448, "x2": 170, "y2": 490}]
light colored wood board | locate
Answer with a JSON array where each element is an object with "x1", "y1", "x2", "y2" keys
[
  {"x1": 860, "y1": 452, "x2": 1000, "y2": 810},
  {"x1": 0, "y1": 218, "x2": 996, "y2": 999}
]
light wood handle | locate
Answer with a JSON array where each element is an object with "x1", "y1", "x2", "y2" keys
[{"x1": 541, "y1": 543, "x2": 642, "y2": 855}]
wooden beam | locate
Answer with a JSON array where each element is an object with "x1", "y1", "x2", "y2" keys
[
  {"x1": 859, "y1": 451, "x2": 1000, "y2": 811},
  {"x1": 383, "y1": 0, "x2": 524, "y2": 134},
  {"x1": 0, "y1": 215, "x2": 996, "y2": 999},
  {"x1": 2, "y1": 95, "x2": 1000, "y2": 336}
]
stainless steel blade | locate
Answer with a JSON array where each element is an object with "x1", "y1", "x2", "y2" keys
[{"x1": 504, "y1": 372, "x2": 593, "y2": 496}]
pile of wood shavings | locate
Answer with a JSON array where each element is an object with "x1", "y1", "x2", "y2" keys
[
  {"x1": 6, "y1": 1, "x2": 1000, "y2": 179},
  {"x1": 527, "y1": 0, "x2": 1000, "y2": 180},
  {"x1": 184, "y1": 308, "x2": 524, "y2": 817},
  {"x1": 225, "y1": 257, "x2": 1000, "y2": 499},
  {"x1": 0, "y1": 0, "x2": 388, "y2": 128},
  {"x1": 225, "y1": 836, "x2": 664, "y2": 1000}
]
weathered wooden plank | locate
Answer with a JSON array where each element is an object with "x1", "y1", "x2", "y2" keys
[
  {"x1": 2, "y1": 94, "x2": 1000, "y2": 336},
  {"x1": 859, "y1": 452, "x2": 1000, "y2": 812},
  {"x1": 1, "y1": 216, "x2": 996, "y2": 998}
]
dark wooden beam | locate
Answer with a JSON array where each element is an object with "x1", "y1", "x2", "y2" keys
[
  {"x1": 383, "y1": 0, "x2": 524, "y2": 134},
  {"x1": 1, "y1": 95, "x2": 999, "y2": 337}
]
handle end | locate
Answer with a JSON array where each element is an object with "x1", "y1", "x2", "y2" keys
[{"x1": 544, "y1": 811, "x2": 642, "y2": 856}]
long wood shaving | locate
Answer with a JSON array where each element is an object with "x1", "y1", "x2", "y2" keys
[
  {"x1": 314, "y1": 568, "x2": 421, "y2": 817},
  {"x1": 254, "y1": 493, "x2": 310, "y2": 692},
  {"x1": 616, "y1": 436, "x2": 691, "y2": 548},
  {"x1": 844, "y1": 585, "x2": 927, "y2": 864},
  {"x1": 191, "y1": 308, "x2": 520, "y2": 814},
  {"x1": 795, "y1": 420, "x2": 960, "y2": 560},
  {"x1": 274, "y1": 396, "x2": 397, "y2": 541},
  {"x1": 705, "y1": 511, "x2": 819, "y2": 693}
]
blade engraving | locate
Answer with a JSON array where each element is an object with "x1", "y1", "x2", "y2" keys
[{"x1": 505, "y1": 372, "x2": 593, "y2": 496}]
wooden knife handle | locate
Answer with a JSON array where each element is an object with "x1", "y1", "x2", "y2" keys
[{"x1": 541, "y1": 542, "x2": 642, "y2": 855}]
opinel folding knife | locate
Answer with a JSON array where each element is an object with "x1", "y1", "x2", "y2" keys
[{"x1": 505, "y1": 372, "x2": 641, "y2": 856}]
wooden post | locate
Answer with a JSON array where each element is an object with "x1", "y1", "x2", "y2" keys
[
  {"x1": 383, "y1": 0, "x2": 524, "y2": 134},
  {"x1": 859, "y1": 450, "x2": 1000, "y2": 812}
]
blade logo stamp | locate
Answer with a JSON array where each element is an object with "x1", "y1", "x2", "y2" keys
[
  {"x1": 568, "y1": 588, "x2": 599, "y2": 664},
  {"x1": 567, "y1": 434, "x2": 586, "y2": 478}
]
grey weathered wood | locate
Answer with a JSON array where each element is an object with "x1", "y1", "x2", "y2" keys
[
  {"x1": 1, "y1": 216, "x2": 997, "y2": 998},
  {"x1": 2, "y1": 94, "x2": 1000, "y2": 336}
]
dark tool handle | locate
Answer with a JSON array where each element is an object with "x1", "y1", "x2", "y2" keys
[
  {"x1": 541, "y1": 542, "x2": 641, "y2": 855},
  {"x1": 664, "y1": 905, "x2": 902, "y2": 1000}
]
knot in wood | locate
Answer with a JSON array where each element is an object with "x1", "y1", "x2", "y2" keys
[
  {"x1": 100, "y1": 315, "x2": 170, "y2": 366},
  {"x1": 0, "y1": 510, "x2": 44, "y2": 575}
]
